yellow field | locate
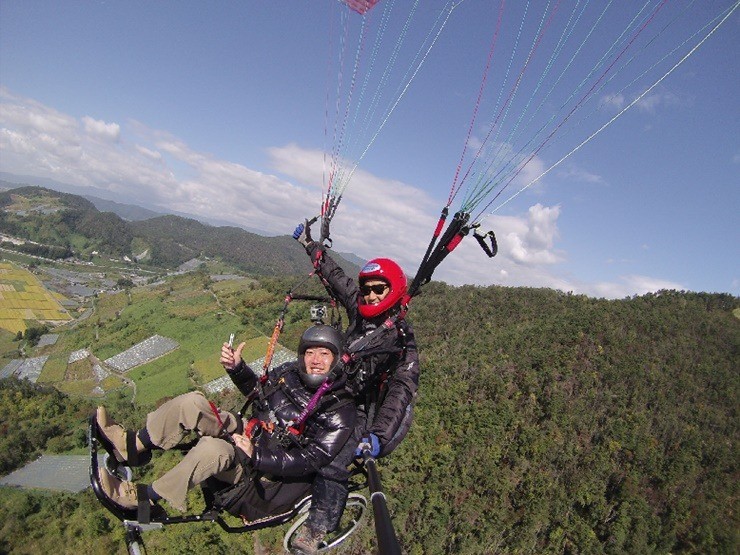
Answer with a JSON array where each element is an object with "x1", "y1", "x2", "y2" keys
[{"x1": 0, "y1": 262, "x2": 72, "y2": 334}]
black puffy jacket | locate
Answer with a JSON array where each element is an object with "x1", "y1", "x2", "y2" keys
[{"x1": 227, "y1": 360, "x2": 355, "y2": 476}]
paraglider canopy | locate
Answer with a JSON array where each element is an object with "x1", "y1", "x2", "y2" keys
[{"x1": 342, "y1": 0, "x2": 380, "y2": 15}]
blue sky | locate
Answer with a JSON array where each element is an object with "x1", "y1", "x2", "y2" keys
[{"x1": 1, "y1": 1, "x2": 737, "y2": 298}]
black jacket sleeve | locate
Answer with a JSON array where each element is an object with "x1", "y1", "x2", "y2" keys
[
  {"x1": 306, "y1": 242, "x2": 360, "y2": 328},
  {"x1": 226, "y1": 360, "x2": 258, "y2": 398},
  {"x1": 368, "y1": 322, "x2": 419, "y2": 447}
]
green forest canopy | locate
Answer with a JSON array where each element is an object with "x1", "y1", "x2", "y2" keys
[{"x1": 0, "y1": 276, "x2": 738, "y2": 554}]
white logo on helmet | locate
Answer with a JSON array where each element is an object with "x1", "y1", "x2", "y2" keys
[{"x1": 361, "y1": 262, "x2": 382, "y2": 273}]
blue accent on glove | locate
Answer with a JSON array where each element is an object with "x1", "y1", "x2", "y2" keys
[
  {"x1": 293, "y1": 219, "x2": 315, "y2": 247},
  {"x1": 355, "y1": 433, "x2": 381, "y2": 458}
]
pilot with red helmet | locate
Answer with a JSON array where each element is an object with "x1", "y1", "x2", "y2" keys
[
  {"x1": 356, "y1": 257, "x2": 407, "y2": 318},
  {"x1": 291, "y1": 219, "x2": 419, "y2": 554}
]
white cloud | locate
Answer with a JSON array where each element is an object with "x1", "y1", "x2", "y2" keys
[
  {"x1": 600, "y1": 93, "x2": 625, "y2": 110},
  {"x1": 635, "y1": 93, "x2": 663, "y2": 113},
  {"x1": 412, "y1": 203, "x2": 566, "y2": 292},
  {"x1": 601, "y1": 89, "x2": 687, "y2": 115},
  {"x1": 638, "y1": 91, "x2": 686, "y2": 113},
  {"x1": 134, "y1": 144, "x2": 163, "y2": 161},
  {"x1": 267, "y1": 143, "x2": 327, "y2": 193},
  {"x1": 479, "y1": 204, "x2": 563, "y2": 267},
  {"x1": 0, "y1": 128, "x2": 35, "y2": 155},
  {"x1": 586, "y1": 274, "x2": 686, "y2": 299},
  {"x1": 0, "y1": 88, "x2": 77, "y2": 137},
  {"x1": 82, "y1": 116, "x2": 120, "y2": 142},
  {"x1": 0, "y1": 89, "x2": 688, "y2": 299},
  {"x1": 557, "y1": 165, "x2": 604, "y2": 185}
]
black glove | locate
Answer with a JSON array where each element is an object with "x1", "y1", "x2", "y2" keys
[
  {"x1": 321, "y1": 216, "x2": 331, "y2": 244},
  {"x1": 292, "y1": 218, "x2": 316, "y2": 247}
]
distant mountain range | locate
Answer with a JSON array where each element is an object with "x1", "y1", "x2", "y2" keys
[
  {"x1": 0, "y1": 172, "x2": 271, "y2": 234},
  {"x1": 0, "y1": 181, "x2": 361, "y2": 276}
]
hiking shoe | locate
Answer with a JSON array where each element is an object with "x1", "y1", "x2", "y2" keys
[
  {"x1": 98, "y1": 466, "x2": 138, "y2": 509},
  {"x1": 97, "y1": 406, "x2": 146, "y2": 465},
  {"x1": 290, "y1": 524, "x2": 325, "y2": 555}
]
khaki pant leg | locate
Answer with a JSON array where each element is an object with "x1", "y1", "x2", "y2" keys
[
  {"x1": 145, "y1": 391, "x2": 240, "y2": 449},
  {"x1": 152, "y1": 436, "x2": 244, "y2": 511}
]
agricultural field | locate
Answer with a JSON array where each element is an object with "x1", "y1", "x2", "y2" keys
[
  {"x1": 0, "y1": 254, "x2": 320, "y2": 411},
  {"x1": 0, "y1": 261, "x2": 72, "y2": 334},
  {"x1": 2, "y1": 268, "x2": 311, "y2": 409}
]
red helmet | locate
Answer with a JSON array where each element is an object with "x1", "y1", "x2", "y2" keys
[{"x1": 357, "y1": 258, "x2": 407, "y2": 319}]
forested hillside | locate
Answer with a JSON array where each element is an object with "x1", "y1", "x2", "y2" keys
[
  {"x1": 0, "y1": 278, "x2": 737, "y2": 554},
  {"x1": 394, "y1": 284, "x2": 738, "y2": 553},
  {"x1": 129, "y1": 215, "x2": 314, "y2": 274}
]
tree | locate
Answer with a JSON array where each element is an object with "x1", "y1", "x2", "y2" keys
[
  {"x1": 116, "y1": 278, "x2": 134, "y2": 289},
  {"x1": 23, "y1": 324, "x2": 50, "y2": 347}
]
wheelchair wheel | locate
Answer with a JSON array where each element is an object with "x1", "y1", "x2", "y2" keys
[
  {"x1": 283, "y1": 492, "x2": 368, "y2": 553},
  {"x1": 125, "y1": 524, "x2": 146, "y2": 555}
]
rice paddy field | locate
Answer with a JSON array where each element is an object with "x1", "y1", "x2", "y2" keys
[{"x1": 0, "y1": 261, "x2": 72, "y2": 334}]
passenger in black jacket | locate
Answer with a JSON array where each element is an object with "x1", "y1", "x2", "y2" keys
[
  {"x1": 96, "y1": 325, "x2": 356, "y2": 521},
  {"x1": 292, "y1": 220, "x2": 420, "y2": 553}
]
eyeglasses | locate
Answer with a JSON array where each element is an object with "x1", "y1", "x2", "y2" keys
[{"x1": 360, "y1": 283, "x2": 389, "y2": 296}]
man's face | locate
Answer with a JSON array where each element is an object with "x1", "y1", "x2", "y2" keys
[
  {"x1": 360, "y1": 279, "x2": 390, "y2": 307},
  {"x1": 303, "y1": 347, "x2": 335, "y2": 375}
]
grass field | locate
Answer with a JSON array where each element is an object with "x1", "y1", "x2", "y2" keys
[
  {"x1": 0, "y1": 261, "x2": 72, "y2": 334},
  {"x1": 0, "y1": 328, "x2": 19, "y2": 360}
]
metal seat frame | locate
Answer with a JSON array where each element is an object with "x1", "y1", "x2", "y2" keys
[{"x1": 88, "y1": 415, "x2": 368, "y2": 554}]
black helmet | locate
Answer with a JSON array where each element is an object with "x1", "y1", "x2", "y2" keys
[{"x1": 297, "y1": 324, "x2": 345, "y2": 389}]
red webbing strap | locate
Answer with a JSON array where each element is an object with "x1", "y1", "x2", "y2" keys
[
  {"x1": 408, "y1": 211, "x2": 470, "y2": 299},
  {"x1": 208, "y1": 400, "x2": 225, "y2": 432},
  {"x1": 433, "y1": 211, "x2": 447, "y2": 237},
  {"x1": 312, "y1": 247, "x2": 324, "y2": 270},
  {"x1": 412, "y1": 207, "x2": 449, "y2": 292},
  {"x1": 244, "y1": 417, "x2": 260, "y2": 439},
  {"x1": 263, "y1": 316, "x2": 285, "y2": 374},
  {"x1": 446, "y1": 233, "x2": 464, "y2": 252},
  {"x1": 287, "y1": 423, "x2": 305, "y2": 436}
]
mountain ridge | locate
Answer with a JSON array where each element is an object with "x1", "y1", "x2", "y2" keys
[
  {"x1": 0, "y1": 183, "x2": 361, "y2": 276},
  {"x1": 0, "y1": 172, "x2": 272, "y2": 235}
]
